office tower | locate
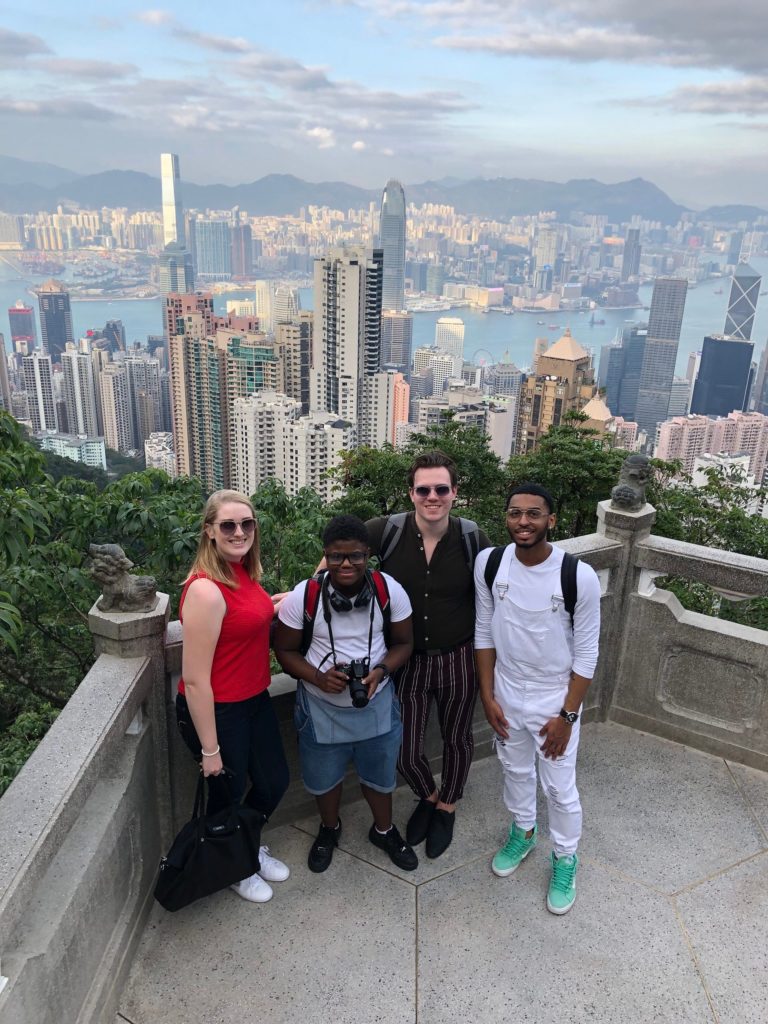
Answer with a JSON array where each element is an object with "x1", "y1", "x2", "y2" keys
[
  {"x1": 517, "y1": 329, "x2": 596, "y2": 452},
  {"x1": 690, "y1": 335, "x2": 753, "y2": 417},
  {"x1": 724, "y1": 262, "x2": 761, "y2": 340},
  {"x1": 22, "y1": 352, "x2": 58, "y2": 432},
  {"x1": 125, "y1": 356, "x2": 163, "y2": 448},
  {"x1": 103, "y1": 319, "x2": 126, "y2": 352},
  {"x1": 379, "y1": 179, "x2": 406, "y2": 311},
  {"x1": 231, "y1": 224, "x2": 253, "y2": 278},
  {"x1": 8, "y1": 302, "x2": 37, "y2": 351},
  {"x1": 273, "y1": 286, "x2": 301, "y2": 326},
  {"x1": 0, "y1": 212, "x2": 24, "y2": 248},
  {"x1": 254, "y1": 281, "x2": 273, "y2": 333},
  {"x1": 667, "y1": 376, "x2": 692, "y2": 418},
  {"x1": 100, "y1": 362, "x2": 134, "y2": 453},
  {"x1": 380, "y1": 310, "x2": 412, "y2": 375},
  {"x1": 226, "y1": 299, "x2": 257, "y2": 318},
  {"x1": 275, "y1": 312, "x2": 312, "y2": 413},
  {"x1": 533, "y1": 226, "x2": 559, "y2": 272},
  {"x1": 158, "y1": 245, "x2": 195, "y2": 294},
  {"x1": 434, "y1": 317, "x2": 465, "y2": 361},
  {"x1": 169, "y1": 319, "x2": 277, "y2": 488},
  {"x1": 232, "y1": 391, "x2": 302, "y2": 495},
  {"x1": 61, "y1": 344, "x2": 99, "y2": 437},
  {"x1": 726, "y1": 231, "x2": 744, "y2": 267},
  {"x1": 311, "y1": 247, "x2": 383, "y2": 433},
  {"x1": 425, "y1": 265, "x2": 444, "y2": 296},
  {"x1": 359, "y1": 371, "x2": 409, "y2": 447},
  {"x1": 0, "y1": 333, "x2": 11, "y2": 411},
  {"x1": 656, "y1": 412, "x2": 768, "y2": 480},
  {"x1": 275, "y1": 412, "x2": 355, "y2": 502},
  {"x1": 634, "y1": 278, "x2": 688, "y2": 438},
  {"x1": 621, "y1": 228, "x2": 642, "y2": 282},
  {"x1": 195, "y1": 220, "x2": 232, "y2": 280},
  {"x1": 37, "y1": 280, "x2": 73, "y2": 363},
  {"x1": 144, "y1": 432, "x2": 176, "y2": 478},
  {"x1": 406, "y1": 259, "x2": 428, "y2": 293},
  {"x1": 160, "y1": 153, "x2": 185, "y2": 248}
]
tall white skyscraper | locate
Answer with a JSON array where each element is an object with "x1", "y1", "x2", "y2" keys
[
  {"x1": 379, "y1": 180, "x2": 406, "y2": 311},
  {"x1": 434, "y1": 317, "x2": 465, "y2": 361},
  {"x1": 61, "y1": 343, "x2": 99, "y2": 437},
  {"x1": 254, "y1": 281, "x2": 274, "y2": 334},
  {"x1": 359, "y1": 371, "x2": 409, "y2": 447},
  {"x1": 273, "y1": 286, "x2": 301, "y2": 326},
  {"x1": 311, "y1": 247, "x2": 383, "y2": 434},
  {"x1": 276, "y1": 412, "x2": 355, "y2": 502},
  {"x1": 232, "y1": 391, "x2": 302, "y2": 495},
  {"x1": 160, "y1": 153, "x2": 185, "y2": 248},
  {"x1": 125, "y1": 356, "x2": 163, "y2": 448},
  {"x1": 22, "y1": 352, "x2": 57, "y2": 432},
  {"x1": 100, "y1": 362, "x2": 134, "y2": 453}
]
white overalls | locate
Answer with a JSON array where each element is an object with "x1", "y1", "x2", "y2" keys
[{"x1": 474, "y1": 545, "x2": 601, "y2": 857}]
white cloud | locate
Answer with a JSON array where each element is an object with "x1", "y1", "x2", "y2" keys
[
  {"x1": 306, "y1": 126, "x2": 336, "y2": 149},
  {"x1": 352, "y1": 140, "x2": 367, "y2": 150},
  {"x1": 136, "y1": 9, "x2": 173, "y2": 25}
]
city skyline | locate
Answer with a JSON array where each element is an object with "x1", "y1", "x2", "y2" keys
[{"x1": 0, "y1": 3, "x2": 766, "y2": 206}]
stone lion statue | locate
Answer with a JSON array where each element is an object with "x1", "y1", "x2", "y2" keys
[
  {"x1": 89, "y1": 543, "x2": 158, "y2": 612},
  {"x1": 610, "y1": 454, "x2": 651, "y2": 512}
]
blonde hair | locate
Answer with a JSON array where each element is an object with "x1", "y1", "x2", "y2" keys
[{"x1": 186, "y1": 490, "x2": 262, "y2": 588}]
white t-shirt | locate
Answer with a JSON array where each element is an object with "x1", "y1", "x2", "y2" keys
[
  {"x1": 474, "y1": 544, "x2": 601, "y2": 682},
  {"x1": 278, "y1": 572, "x2": 412, "y2": 707}
]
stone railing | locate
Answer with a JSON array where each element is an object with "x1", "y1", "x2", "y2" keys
[{"x1": 1, "y1": 496, "x2": 767, "y2": 1023}]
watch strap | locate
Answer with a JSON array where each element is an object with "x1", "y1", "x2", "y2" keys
[{"x1": 559, "y1": 707, "x2": 579, "y2": 724}]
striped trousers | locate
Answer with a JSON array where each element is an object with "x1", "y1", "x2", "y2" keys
[{"x1": 394, "y1": 641, "x2": 477, "y2": 805}]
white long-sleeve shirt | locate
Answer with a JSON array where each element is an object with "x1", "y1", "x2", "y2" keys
[{"x1": 474, "y1": 544, "x2": 601, "y2": 682}]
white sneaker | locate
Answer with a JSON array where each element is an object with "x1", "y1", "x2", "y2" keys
[
  {"x1": 258, "y1": 845, "x2": 290, "y2": 882},
  {"x1": 231, "y1": 871, "x2": 273, "y2": 903}
]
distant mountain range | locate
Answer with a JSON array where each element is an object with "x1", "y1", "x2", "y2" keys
[{"x1": 0, "y1": 155, "x2": 764, "y2": 225}]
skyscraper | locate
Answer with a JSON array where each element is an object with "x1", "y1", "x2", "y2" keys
[
  {"x1": 621, "y1": 228, "x2": 642, "y2": 282},
  {"x1": 0, "y1": 333, "x2": 12, "y2": 411},
  {"x1": 434, "y1": 317, "x2": 465, "y2": 361},
  {"x1": 690, "y1": 335, "x2": 753, "y2": 417},
  {"x1": 8, "y1": 302, "x2": 37, "y2": 352},
  {"x1": 231, "y1": 224, "x2": 253, "y2": 278},
  {"x1": 310, "y1": 247, "x2": 383, "y2": 433},
  {"x1": 273, "y1": 286, "x2": 301, "y2": 326},
  {"x1": 634, "y1": 278, "x2": 688, "y2": 438},
  {"x1": 160, "y1": 153, "x2": 185, "y2": 248},
  {"x1": 125, "y1": 356, "x2": 163, "y2": 448},
  {"x1": 724, "y1": 262, "x2": 761, "y2": 340},
  {"x1": 158, "y1": 245, "x2": 194, "y2": 294},
  {"x1": 100, "y1": 362, "x2": 134, "y2": 454},
  {"x1": 22, "y1": 352, "x2": 57, "y2": 432},
  {"x1": 379, "y1": 180, "x2": 406, "y2": 311},
  {"x1": 381, "y1": 310, "x2": 413, "y2": 376},
  {"x1": 37, "y1": 280, "x2": 73, "y2": 363},
  {"x1": 195, "y1": 220, "x2": 232, "y2": 280},
  {"x1": 275, "y1": 312, "x2": 312, "y2": 413},
  {"x1": 61, "y1": 344, "x2": 99, "y2": 437}
]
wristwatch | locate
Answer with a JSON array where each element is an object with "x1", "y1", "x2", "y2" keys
[
  {"x1": 372, "y1": 662, "x2": 390, "y2": 677},
  {"x1": 559, "y1": 707, "x2": 579, "y2": 725}
]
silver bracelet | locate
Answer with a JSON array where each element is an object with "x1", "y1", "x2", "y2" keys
[{"x1": 201, "y1": 744, "x2": 220, "y2": 757}]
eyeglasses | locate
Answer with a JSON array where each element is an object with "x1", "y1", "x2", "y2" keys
[
  {"x1": 325, "y1": 550, "x2": 368, "y2": 566},
  {"x1": 506, "y1": 508, "x2": 548, "y2": 520},
  {"x1": 413, "y1": 485, "x2": 452, "y2": 497},
  {"x1": 215, "y1": 518, "x2": 256, "y2": 536}
]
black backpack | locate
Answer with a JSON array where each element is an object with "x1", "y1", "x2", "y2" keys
[
  {"x1": 378, "y1": 511, "x2": 481, "y2": 570},
  {"x1": 483, "y1": 547, "x2": 579, "y2": 628},
  {"x1": 299, "y1": 569, "x2": 392, "y2": 655}
]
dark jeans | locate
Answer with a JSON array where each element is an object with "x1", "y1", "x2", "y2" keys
[{"x1": 176, "y1": 691, "x2": 289, "y2": 819}]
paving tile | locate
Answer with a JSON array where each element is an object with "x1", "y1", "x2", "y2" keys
[
  {"x1": 726, "y1": 761, "x2": 768, "y2": 843},
  {"x1": 120, "y1": 825, "x2": 416, "y2": 1024},
  {"x1": 577, "y1": 723, "x2": 765, "y2": 893},
  {"x1": 677, "y1": 852, "x2": 768, "y2": 1024},
  {"x1": 417, "y1": 854, "x2": 713, "y2": 1024}
]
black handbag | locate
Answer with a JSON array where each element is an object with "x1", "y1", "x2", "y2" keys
[{"x1": 154, "y1": 773, "x2": 266, "y2": 912}]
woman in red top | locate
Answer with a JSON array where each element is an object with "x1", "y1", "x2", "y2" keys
[{"x1": 176, "y1": 489, "x2": 290, "y2": 903}]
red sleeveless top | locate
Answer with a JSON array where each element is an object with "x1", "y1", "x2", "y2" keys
[{"x1": 178, "y1": 563, "x2": 273, "y2": 703}]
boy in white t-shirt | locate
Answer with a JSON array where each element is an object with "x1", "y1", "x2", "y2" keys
[{"x1": 274, "y1": 515, "x2": 417, "y2": 873}]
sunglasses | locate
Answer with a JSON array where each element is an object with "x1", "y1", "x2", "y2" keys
[
  {"x1": 215, "y1": 518, "x2": 256, "y2": 536},
  {"x1": 413, "y1": 485, "x2": 452, "y2": 497},
  {"x1": 325, "y1": 550, "x2": 368, "y2": 566}
]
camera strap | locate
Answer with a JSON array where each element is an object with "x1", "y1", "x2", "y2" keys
[{"x1": 320, "y1": 571, "x2": 375, "y2": 668}]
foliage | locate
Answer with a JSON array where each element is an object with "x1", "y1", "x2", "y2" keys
[
  {"x1": 250, "y1": 479, "x2": 327, "y2": 593},
  {"x1": 36, "y1": 447, "x2": 108, "y2": 488}
]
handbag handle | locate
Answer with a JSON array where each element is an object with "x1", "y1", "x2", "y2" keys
[{"x1": 190, "y1": 767, "x2": 239, "y2": 821}]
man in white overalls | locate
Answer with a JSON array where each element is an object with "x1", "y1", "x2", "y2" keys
[{"x1": 474, "y1": 483, "x2": 601, "y2": 914}]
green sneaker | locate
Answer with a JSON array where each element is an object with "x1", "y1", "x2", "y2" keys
[
  {"x1": 491, "y1": 823, "x2": 537, "y2": 877},
  {"x1": 547, "y1": 851, "x2": 578, "y2": 914}
]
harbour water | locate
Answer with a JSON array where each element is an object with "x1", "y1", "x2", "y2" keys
[{"x1": 2, "y1": 259, "x2": 767, "y2": 376}]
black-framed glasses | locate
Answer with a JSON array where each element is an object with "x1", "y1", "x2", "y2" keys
[
  {"x1": 413, "y1": 485, "x2": 452, "y2": 497},
  {"x1": 216, "y1": 518, "x2": 256, "y2": 536},
  {"x1": 325, "y1": 550, "x2": 367, "y2": 566},
  {"x1": 506, "y1": 508, "x2": 547, "y2": 521}
]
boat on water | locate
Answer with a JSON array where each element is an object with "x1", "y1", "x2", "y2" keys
[
  {"x1": 713, "y1": 289, "x2": 723, "y2": 295},
  {"x1": 536, "y1": 320, "x2": 545, "y2": 325},
  {"x1": 548, "y1": 324, "x2": 558, "y2": 329}
]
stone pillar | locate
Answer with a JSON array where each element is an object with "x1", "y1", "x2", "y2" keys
[
  {"x1": 88, "y1": 593, "x2": 174, "y2": 846},
  {"x1": 594, "y1": 500, "x2": 656, "y2": 718}
]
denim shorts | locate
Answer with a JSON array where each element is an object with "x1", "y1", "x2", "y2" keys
[{"x1": 295, "y1": 690, "x2": 403, "y2": 796}]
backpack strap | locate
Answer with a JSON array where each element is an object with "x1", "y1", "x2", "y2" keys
[
  {"x1": 369, "y1": 570, "x2": 392, "y2": 648},
  {"x1": 560, "y1": 552, "x2": 579, "y2": 629},
  {"x1": 300, "y1": 572, "x2": 325, "y2": 655},
  {"x1": 483, "y1": 546, "x2": 505, "y2": 597},
  {"x1": 459, "y1": 517, "x2": 481, "y2": 569},
  {"x1": 378, "y1": 512, "x2": 408, "y2": 565}
]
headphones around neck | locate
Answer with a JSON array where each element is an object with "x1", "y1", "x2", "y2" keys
[{"x1": 327, "y1": 576, "x2": 372, "y2": 613}]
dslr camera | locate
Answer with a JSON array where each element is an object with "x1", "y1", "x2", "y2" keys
[{"x1": 335, "y1": 657, "x2": 370, "y2": 708}]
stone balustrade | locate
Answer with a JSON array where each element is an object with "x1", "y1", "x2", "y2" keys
[{"x1": 1, "y1": 499, "x2": 767, "y2": 1023}]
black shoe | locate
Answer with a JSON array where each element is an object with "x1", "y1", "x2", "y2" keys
[
  {"x1": 308, "y1": 819, "x2": 342, "y2": 873},
  {"x1": 426, "y1": 809, "x2": 455, "y2": 859},
  {"x1": 368, "y1": 824, "x2": 418, "y2": 871},
  {"x1": 406, "y1": 798, "x2": 436, "y2": 846}
]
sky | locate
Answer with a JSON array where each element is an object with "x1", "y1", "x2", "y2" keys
[{"x1": 0, "y1": 0, "x2": 767, "y2": 207}]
